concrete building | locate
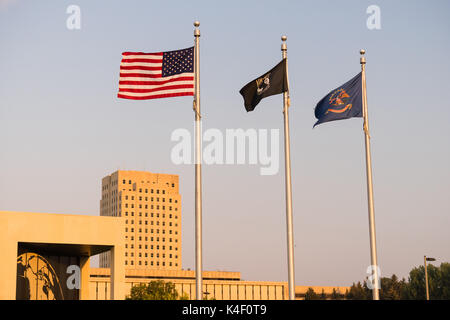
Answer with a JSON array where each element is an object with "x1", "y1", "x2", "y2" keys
[
  {"x1": 99, "y1": 170, "x2": 181, "y2": 270},
  {"x1": 88, "y1": 268, "x2": 349, "y2": 300},
  {"x1": 0, "y1": 211, "x2": 125, "y2": 300}
]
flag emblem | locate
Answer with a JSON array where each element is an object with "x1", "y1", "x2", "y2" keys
[
  {"x1": 118, "y1": 47, "x2": 194, "y2": 100},
  {"x1": 326, "y1": 89, "x2": 352, "y2": 114},
  {"x1": 256, "y1": 73, "x2": 271, "y2": 95},
  {"x1": 314, "y1": 72, "x2": 362, "y2": 127}
]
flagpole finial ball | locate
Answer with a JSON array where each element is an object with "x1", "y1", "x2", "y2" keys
[
  {"x1": 360, "y1": 49, "x2": 366, "y2": 55},
  {"x1": 194, "y1": 21, "x2": 200, "y2": 27},
  {"x1": 281, "y1": 35, "x2": 287, "y2": 41}
]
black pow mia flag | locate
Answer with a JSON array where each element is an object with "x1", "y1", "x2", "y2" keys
[{"x1": 239, "y1": 58, "x2": 288, "y2": 112}]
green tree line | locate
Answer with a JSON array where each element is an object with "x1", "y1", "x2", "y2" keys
[{"x1": 305, "y1": 262, "x2": 450, "y2": 300}]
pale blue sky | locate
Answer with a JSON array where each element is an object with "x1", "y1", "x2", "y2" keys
[{"x1": 1, "y1": 0, "x2": 449, "y2": 286}]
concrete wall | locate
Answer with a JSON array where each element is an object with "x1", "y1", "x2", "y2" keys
[{"x1": 0, "y1": 211, "x2": 126, "y2": 300}]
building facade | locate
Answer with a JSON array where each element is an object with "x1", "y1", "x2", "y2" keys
[
  {"x1": 90, "y1": 268, "x2": 287, "y2": 300},
  {"x1": 88, "y1": 268, "x2": 349, "y2": 300},
  {"x1": 0, "y1": 211, "x2": 125, "y2": 300},
  {"x1": 99, "y1": 170, "x2": 181, "y2": 270}
]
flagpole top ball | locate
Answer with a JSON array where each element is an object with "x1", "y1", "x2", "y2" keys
[
  {"x1": 360, "y1": 49, "x2": 366, "y2": 65},
  {"x1": 281, "y1": 35, "x2": 287, "y2": 42},
  {"x1": 194, "y1": 21, "x2": 200, "y2": 27}
]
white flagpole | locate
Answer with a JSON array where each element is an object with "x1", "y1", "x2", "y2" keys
[
  {"x1": 360, "y1": 49, "x2": 380, "y2": 300},
  {"x1": 281, "y1": 36, "x2": 296, "y2": 300},
  {"x1": 193, "y1": 20, "x2": 203, "y2": 300}
]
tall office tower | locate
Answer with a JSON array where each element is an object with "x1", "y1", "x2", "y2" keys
[{"x1": 99, "y1": 170, "x2": 181, "y2": 270}]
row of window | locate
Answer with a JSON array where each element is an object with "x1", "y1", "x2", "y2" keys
[
  {"x1": 125, "y1": 260, "x2": 178, "y2": 267},
  {"x1": 125, "y1": 219, "x2": 177, "y2": 226},
  {"x1": 125, "y1": 235, "x2": 179, "y2": 243},
  {"x1": 123, "y1": 203, "x2": 178, "y2": 211},
  {"x1": 122, "y1": 180, "x2": 176, "y2": 192},
  {"x1": 124, "y1": 212, "x2": 178, "y2": 219},
  {"x1": 125, "y1": 252, "x2": 178, "y2": 259},
  {"x1": 124, "y1": 227, "x2": 178, "y2": 235},
  {"x1": 125, "y1": 244, "x2": 178, "y2": 251},
  {"x1": 124, "y1": 195, "x2": 178, "y2": 204}
]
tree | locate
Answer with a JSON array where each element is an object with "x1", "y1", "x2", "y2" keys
[
  {"x1": 406, "y1": 262, "x2": 450, "y2": 300},
  {"x1": 440, "y1": 263, "x2": 450, "y2": 299},
  {"x1": 126, "y1": 280, "x2": 188, "y2": 300},
  {"x1": 345, "y1": 281, "x2": 370, "y2": 300},
  {"x1": 304, "y1": 287, "x2": 320, "y2": 300},
  {"x1": 345, "y1": 262, "x2": 450, "y2": 300},
  {"x1": 379, "y1": 274, "x2": 407, "y2": 300},
  {"x1": 330, "y1": 288, "x2": 343, "y2": 300}
]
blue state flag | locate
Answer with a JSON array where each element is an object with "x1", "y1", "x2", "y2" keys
[{"x1": 314, "y1": 72, "x2": 363, "y2": 127}]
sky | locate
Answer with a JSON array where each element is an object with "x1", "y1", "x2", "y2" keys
[{"x1": 1, "y1": 0, "x2": 449, "y2": 287}]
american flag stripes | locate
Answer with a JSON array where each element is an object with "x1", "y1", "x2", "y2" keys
[{"x1": 118, "y1": 47, "x2": 194, "y2": 100}]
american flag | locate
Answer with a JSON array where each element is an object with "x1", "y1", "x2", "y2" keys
[{"x1": 118, "y1": 47, "x2": 194, "y2": 100}]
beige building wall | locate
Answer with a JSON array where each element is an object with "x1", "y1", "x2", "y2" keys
[
  {"x1": 0, "y1": 211, "x2": 126, "y2": 300},
  {"x1": 90, "y1": 268, "x2": 287, "y2": 300},
  {"x1": 99, "y1": 170, "x2": 181, "y2": 270},
  {"x1": 89, "y1": 268, "x2": 350, "y2": 300}
]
